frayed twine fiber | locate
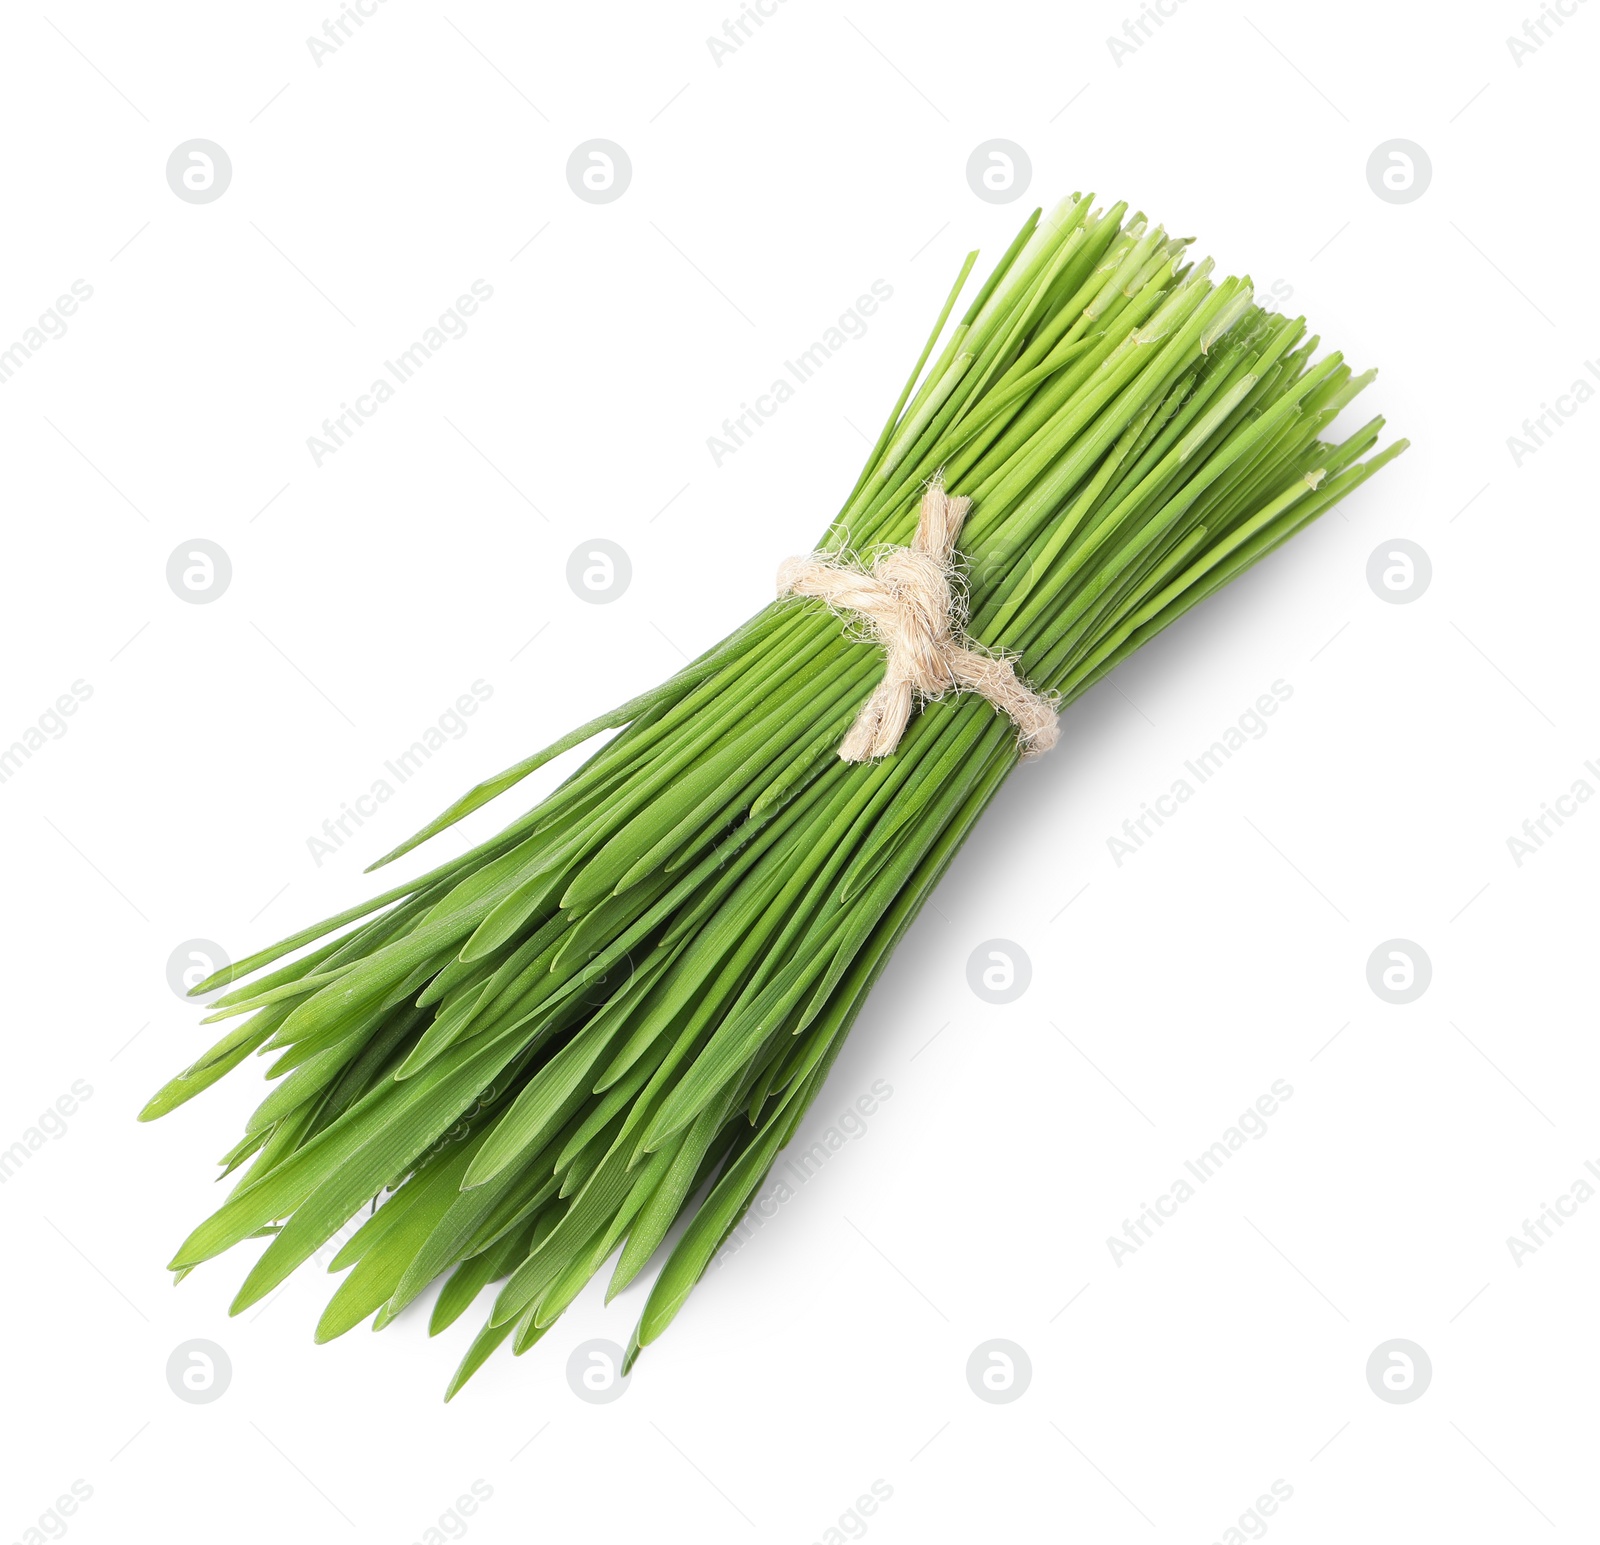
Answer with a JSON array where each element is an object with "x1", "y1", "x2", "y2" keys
[{"x1": 778, "y1": 481, "x2": 1060, "y2": 763}]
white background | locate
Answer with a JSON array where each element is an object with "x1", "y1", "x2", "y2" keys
[{"x1": 2, "y1": 1, "x2": 1596, "y2": 1541}]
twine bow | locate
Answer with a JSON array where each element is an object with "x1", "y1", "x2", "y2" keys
[{"x1": 777, "y1": 482, "x2": 1060, "y2": 763}]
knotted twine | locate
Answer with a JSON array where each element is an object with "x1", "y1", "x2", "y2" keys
[{"x1": 777, "y1": 482, "x2": 1060, "y2": 763}]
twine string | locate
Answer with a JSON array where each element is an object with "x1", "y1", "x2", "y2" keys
[{"x1": 777, "y1": 482, "x2": 1060, "y2": 763}]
